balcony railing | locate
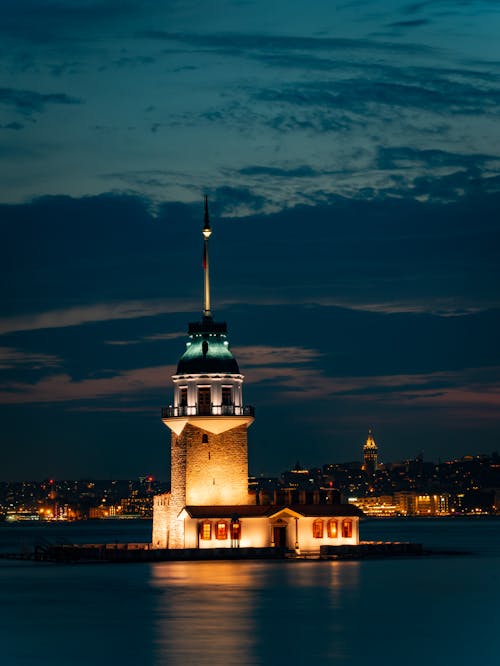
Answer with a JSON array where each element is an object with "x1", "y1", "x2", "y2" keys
[{"x1": 162, "y1": 404, "x2": 255, "y2": 418}]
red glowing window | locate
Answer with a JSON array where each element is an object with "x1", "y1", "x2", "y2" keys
[
  {"x1": 215, "y1": 521, "x2": 228, "y2": 540},
  {"x1": 342, "y1": 520, "x2": 353, "y2": 538},
  {"x1": 200, "y1": 521, "x2": 212, "y2": 540},
  {"x1": 312, "y1": 519, "x2": 324, "y2": 538},
  {"x1": 230, "y1": 522, "x2": 241, "y2": 540},
  {"x1": 327, "y1": 519, "x2": 338, "y2": 538}
]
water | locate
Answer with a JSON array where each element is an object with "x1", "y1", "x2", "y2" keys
[{"x1": 1, "y1": 518, "x2": 499, "y2": 665}]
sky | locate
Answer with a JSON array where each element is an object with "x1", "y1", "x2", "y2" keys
[{"x1": 1, "y1": 0, "x2": 500, "y2": 480}]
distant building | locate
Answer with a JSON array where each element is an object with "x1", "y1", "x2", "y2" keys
[
  {"x1": 152, "y1": 199, "x2": 362, "y2": 552},
  {"x1": 394, "y1": 491, "x2": 450, "y2": 516},
  {"x1": 349, "y1": 492, "x2": 450, "y2": 516},
  {"x1": 363, "y1": 428, "x2": 378, "y2": 475},
  {"x1": 348, "y1": 495, "x2": 400, "y2": 517}
]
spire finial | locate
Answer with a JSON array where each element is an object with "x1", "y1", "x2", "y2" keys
[
  {"x1": 202, "y1": 196, "x2": 212, "y2": 318},
  {"x1": 203, "y1": 195, "x2": 211, "y2": 236}
]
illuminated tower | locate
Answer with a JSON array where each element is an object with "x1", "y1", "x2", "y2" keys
[
  {"x1": 363, "y1": 428, "x2": 378, "y2": 475},
  {"x1": 153, "y1": 197, "x2": 254, "y2": 549}
]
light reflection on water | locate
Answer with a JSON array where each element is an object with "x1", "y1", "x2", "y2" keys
[
  {"x1": 0, "y1": 520, "x2": 499, "y2": 665},
  {"x1": 150, "y1": 560, "x2": 361, "y2": 665},
  {"x1": 152, "y1": 562, "x2": 257, "y2": 664}
]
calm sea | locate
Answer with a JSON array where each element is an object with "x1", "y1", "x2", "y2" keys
[{"x1": 0, "y1": 518, "x2": 498, "y2": 666}]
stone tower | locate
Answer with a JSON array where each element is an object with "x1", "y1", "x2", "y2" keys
[
  {"x1": 363, "y1": 428, "x2": 378, "y2": 475},
  {"x1": 152, "y1": 197, "x2": 254, "y2": 549}
]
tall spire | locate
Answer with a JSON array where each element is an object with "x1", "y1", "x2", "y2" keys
[{"x1": 202, "y1": 195, "x2": 212, "y2": 318}]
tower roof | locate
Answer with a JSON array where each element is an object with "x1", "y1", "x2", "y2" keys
[
  {"x1": 176, "y1": 318, "x2": 240, "y2": 375},
  {"x1": 176, "y1": 198, "x2": 240, "y2": 375},
  {"x1": 364, "y1": 429, "x2": 377, "y2": 450}
]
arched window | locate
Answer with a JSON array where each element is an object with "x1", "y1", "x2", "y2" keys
[
  {"x1": 342, "y1": 520, "x2": 353, "y2": 538},
  {"x1": 312, "y1": 519, "x2": 324, "y2": 538},
  {"x1": 201, "y1": 433, "x2": 209, "y2": 444},
  {"x1": 200, "y1": 521, "x2": 212, "y2": 540},
  {"x1": 327, "y1": 519, "x2": 338, "y2": 538},
  {"x1": 215, "y1": 521, "x2": 228, "y2": 540}
]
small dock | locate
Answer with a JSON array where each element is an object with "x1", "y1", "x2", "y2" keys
[{"x1": 320, "y1": 541, "x2": 423, "y2": 559}]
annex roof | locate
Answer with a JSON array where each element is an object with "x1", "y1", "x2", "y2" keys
[{"x1": 180, "y1": 503, "x2": 364, "y2": 519}]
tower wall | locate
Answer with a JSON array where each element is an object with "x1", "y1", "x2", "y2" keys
[
  {"x1": 152, "y1": 493, "x2": 170, "y2": 548},
  {"x1": 168, "y1": 429, "x2": 188, "y2": 548},
  {"x1": 184, "y1": 423, "x2": 249, "y2": 506},
  {"x1": 364, "y1": 451, "x2": 378, "y2": 475},
  {"x1": 166, "y1": 422, "x2": 252, "y2": 548}
]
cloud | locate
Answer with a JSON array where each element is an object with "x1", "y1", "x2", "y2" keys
[
  {"x1": 0, "y1": 122, "x2": 24, "y2": 131},
  {"x1": 403, "y1": 1, "x2": 500, "y2": 16},
  {"x1": 238, "y1": 165, "x2": 320, "y2": 179},
  {"x1": 2, "y1": 190, "x2": 500, "y2": 337},
  {"x1": 140, "y1": 31, "x2": 434, "y2": 57},
  {"x1": 375, "y1": 146, "x2": 498, "y2": 171},
  {"x1": 230, "y1": 345, "x2": 480, "y2": 406},
  {"x1": 0, "y1": 0, "x2": 161, "y2": 43},
  {"x1": 0, "y1": 363, "x2": 175, "y2": 405},
  {"x1": 209, "y1": 186, "x2": 267, "y2": 215},
  {"x1": 233, "y1": 345, "x2": 322, "y2": 367},
  {"x1": 388, "y1": 19, "x2": 430, "y2": 28},
  {"x1": 246, "y1": 360, "x2": 500, "y2": 415},
  {"x1": 0, "y1": 300, "x2": 197, "y2": 335},
  {"x1": 328, "y1": 368, "x2": 500, "y2": 420},
  {"x1": 0, "y1": 88, "x2": 82, "y2": 115},
  {"x1": 251, "y1": 77, "x2": 500, "y2": 119},
  {"x1": 105, "y1": 331, "x2": 185, "y2": 345},
  {"x1": 0, "y1": 347, "x2": 61, "y2": 370},
  {"x1": 308, "y1": 299, "x2": 482, "y2": 316}
]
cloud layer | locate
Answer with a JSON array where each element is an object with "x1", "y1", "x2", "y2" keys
[{"x1": 1, "y1": 1, "x2": 500, "y2": 478}]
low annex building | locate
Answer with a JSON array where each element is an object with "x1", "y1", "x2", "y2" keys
[{"x1": 152, "y1": 198, "x2": 362, "y2": 553}]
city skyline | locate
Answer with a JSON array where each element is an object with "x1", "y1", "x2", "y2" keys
[{"x1": 1, "y1": 1, "x2": 500, "y2": 479}]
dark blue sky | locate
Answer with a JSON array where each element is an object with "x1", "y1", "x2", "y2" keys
[{"x1": 1, "y1": 1, "x2": 500, "y2": 479}]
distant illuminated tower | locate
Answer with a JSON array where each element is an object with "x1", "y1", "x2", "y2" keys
[
  {"x1": 153, "y1": 197, "x2": 255, "y2": 549},
  {"x1": 363, "y1": 429, "x2": 378, "y2": 475}
]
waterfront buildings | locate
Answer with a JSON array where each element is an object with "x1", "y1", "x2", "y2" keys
[
  {"x1": 348, "y1": 492, "x2": 450, "y2": 517},
  {"x1": 2, "y1": 455, "x2": 498, "y2": 520}
]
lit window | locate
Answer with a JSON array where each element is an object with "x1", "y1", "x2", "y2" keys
[
  {"x1": 327, "y1": 519, "x2": 338, "y2": 538},
  {"x1": 342, "y1": 520, "x2": 352, "y2": 538},
  {"x1": 200, "y1": 521, "x2": 212, "y2": 540},
  {"x1": 230, "y1": 522, "x2": 241, "y2": 540},
  {"x1": 215, "y1": 521, "x2": 228, "y2": 540},
  {"x1": 313, "y1": 519, "x2": 324, "y2": 538}
]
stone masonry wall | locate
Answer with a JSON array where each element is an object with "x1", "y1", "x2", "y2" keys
[
  {"x1": 184, "y1": 423, "x2": 250, "y2": 506},
  {"x1": 152, "y1": 493, "x2": 170, "y2": 548},
  {"x1": 153, "y1": 422, "x2": 253, "y2": 549},
  {"x1": 168, "y1": 430, "x2": 188, "y2": 548}
]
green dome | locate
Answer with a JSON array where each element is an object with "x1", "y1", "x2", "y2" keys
[{"x1": 176, "y1": 318, "x2": 240, "y2": 375}]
